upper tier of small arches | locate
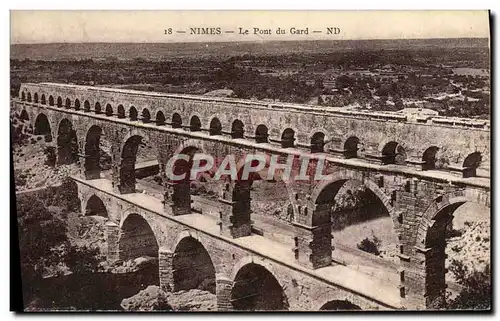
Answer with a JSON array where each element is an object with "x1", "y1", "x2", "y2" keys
[
  {"x1": 19, "y1": 84, "x2": 490, "y2": 130},
  {"x1": 19, "y1": 91, "x2": 487, "y2": 179}
]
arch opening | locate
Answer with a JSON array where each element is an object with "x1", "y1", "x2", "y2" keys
[
  {"x1": 65, "y1": 98, "x2": 71, "y2": 109},
  {"x1": 209, "y1": 118, "x2": 222, "y2": 135},
  {"x1": 190, "y1": 116, "x2": 201, "y2": 132},
  {"x1": 119, "y1": 135, "x2": 144, "y2": 194},
  {"x1": 168, "y1": 146, "x2": 205, "y2": 214},
  {"x1": 49, "y1": 95, "x2": 54, "y2": 106},
  {"x1": 172, "y1": 237, "x2": 216, "y2": 294},
  {"x1": 34, "y1": 93, "x2": 39, "y2": 103},
  {"x1": 27, "y1": 92, "x2": 32, "y2": 102},
  {"x1": 255, "y1": 124, "x2": 269, "y2": 143},
  {"x1": 250, "y1": 179, "x2": 294, "y2": 225},
  {"x1": 21, "y1": 91, "x2": 26, "y2": 101},
  {"x1": 422, "y1": 146, "x2": 440, "y2": 171},
  {"x1": 84, "y1": 125, "x2": 103, "y2": 180},
  {"x1": 311, "y1": 132, "x2": 325, "y2": 153},
  {"x1": 117, "y1": 105, "x2": 125, "y2": 118},
  {"x1": 119, "y1": 214, "x2": 159, "y2": 261},
  {"x1": 129, "y1": 106, "x2": 138, "y2": 121},
  {"x1": 41, "y1": 94, "x2": 46, "y2": 105},
  {"x1": 231, "y1": 263, "x2": 288, "y2": 311},
  {"x1": 95, "y1": 102, "x2": 102, "y2": 114},
  {"x1": 85, "y1": 195, "x2": 108, "y2": 217},
  {"x1": 315, "y1": 179, "x2": 400, "y2": 282},
  {"x1": 462, "y1": 152, "x2": 482, "y2": 178},
  {"x1": 84, "y1": 100, "x2": 91, "y2": 112},
  {"x1": 74, "y1": 99, "x2": 80, "y2": 110},
  {"x1": 172, "y1": 113, "x2": 182, "y2": 129},
  {"x1": 18, "y1": 109, "x2": 31, "y2": 136},
  {"x1": 155, "y1": 111, "x2": 166, "y2": 125},
  {"x1": 20, "y1": 110, "x2": 29, "y2": 122},
  {"x1": 34, "y1": 113, "x2": 52, "y2": 143},
  {"x1": 344, "y1": 136, "x2": 360, "y2": 159},
  {"x1": 281, "y1": 128, "x2": 295, "y2": 148},
  {"x1": 141, "y1": 108, "x2": 151, "y2": 123},
  {"x1": 104, "y1": 104, "x2": 113, "y2": 116},
  {"x1": 57, "y1": 119, "x2": 79, "y2": 165},
  {"x1": 231, "y1": 119, "x2": 244, "y2": 139},
  {"x1": 118, "y1": 214, "x2": 159, "y2": 288},
  {"x1": 382, "y1": 141, "x2": 406, "y2": 165},
  {"x1": 423, "y1": 200, "x2": 490, "y2": 309},
  {"x1": 57, "y1": 96, "x2": 62, "y2": 107}
]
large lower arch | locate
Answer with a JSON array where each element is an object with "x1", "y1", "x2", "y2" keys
[
  {"x1": 84, "y1": 125, "x2": 103, "y2": 179},
  {"x1": 56, "y1": 118, "x2": 79, "y2": 165},
  {"x1": 172, "y1": 236, "x2": 216, "y2": 293},
  {"x1": 34, "y1": 113, "x2": 52, "y2": 142},
  {"x1": 118, "y1": 135, "x2": 144, "y2": 194},
  {"x1": 118, "y1": 213, "x2": 159, "y2": 262},
  {"x1": 303, "y1": 171, "x2": 397, "y2": 269},
  {"x1": 230, "y1": 262, "x2": 288, "y2": 311},
  {"x1": 84, "y1": 194, "x2": 108, "y2": 217},
  {"x1": 319, "y1": 300, "x2": 362, "y2": 310},
  {"x1": 413, "y1": 189, "x2": 490, "y2": 309}
]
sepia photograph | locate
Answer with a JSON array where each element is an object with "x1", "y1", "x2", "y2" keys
[{"x1": 9, "y1": 10, "x2": 491, "y2": 312}]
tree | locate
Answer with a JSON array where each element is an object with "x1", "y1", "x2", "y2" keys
[
  {"x1": 446, "y1": 259, "x2": 491, "y2": 310},
  {"x1": 16, "y1": 193, "x2": 102, "y2": 304}
]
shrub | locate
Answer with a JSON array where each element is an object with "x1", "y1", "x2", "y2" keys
[
  {"x1": 446, "y1": 259, "x2": 491, "y2": 310},
  {"x1": 44, "y1": 146, "x2": 57, "y2": 166},
  {"x1": 445, "y1": 222, "x2": 463, "y2": 239},
  {"x1": 357, "y1": 235, "x2": 381, "y2": 256}
]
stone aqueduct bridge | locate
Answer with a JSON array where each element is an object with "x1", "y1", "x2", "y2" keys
[{"x1": 13, "y1": 83, "x2": 490, "y2": 311}]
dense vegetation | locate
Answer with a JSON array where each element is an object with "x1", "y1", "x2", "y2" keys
[
  {"x1": 446, "y1": 260, "x2": 491, "y2": 310},
  {"x1": 16, "y1": 179, "x2": 102, "y2": 308},
  {"x1": 10, "y1": 45, "x2": 490, "y2": 118}
]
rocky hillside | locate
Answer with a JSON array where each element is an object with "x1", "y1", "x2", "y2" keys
[
  {"x1": 121, "y1": 285, "x2": 216, "y2": 311},
  {"x1": 446, "y1": 220, "x2": 490, "y2": 281}
]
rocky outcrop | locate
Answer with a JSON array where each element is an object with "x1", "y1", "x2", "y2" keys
[{"x1": 120, "y1": 285, "x2": 216, "y2": 311}]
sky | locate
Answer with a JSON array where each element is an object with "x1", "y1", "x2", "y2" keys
[{"x1": 10, "y1": 10, "x2": 490, "y2": 44}]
